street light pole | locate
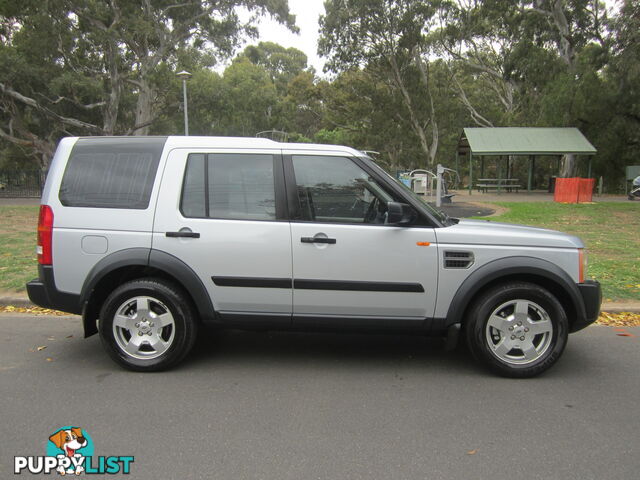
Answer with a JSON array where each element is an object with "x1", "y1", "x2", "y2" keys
[{"x1": 176, "y1": 70, "x2": 192, "y2": 136}]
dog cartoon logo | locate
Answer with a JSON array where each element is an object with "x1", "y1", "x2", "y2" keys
[
  {"x1": 14, "y1": 426, "x2": 133, "y2": 475},
  {"x1": 48, "y1": 427, "x2": 88, "y2": 475}
]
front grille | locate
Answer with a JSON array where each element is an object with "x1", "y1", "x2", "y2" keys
[{"x1": 444, "y1": 251, "x2": 474, "y2": 269}]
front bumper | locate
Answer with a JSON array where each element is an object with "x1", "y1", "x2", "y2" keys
[
  {"x1": 570, "y1": 280, "x2": 602, "y2": 333},
  {"x1": 26, "y1": 265, "x2": 82, "y2": 315}
]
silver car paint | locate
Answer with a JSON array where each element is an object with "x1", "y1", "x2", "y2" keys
[
  {"x1": 433, "y1": 219, "x2": 582, "y2": 318},
  {"x1": 152, "y1": 147, "x2": 293, "y2": 315},
  {"x1": 290, "y1": 221, "x2": 438, "y2": 318},
  {"x1": 44, "y1": 137, "x2": 163, "y2": 294},
  {"x1": 42, "y1": 136, "x2": 585, "y2": 322}
]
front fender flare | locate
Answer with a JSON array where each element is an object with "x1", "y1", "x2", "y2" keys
[{"x1": 445, "y1": 256, "x2": 585, "y2": 327}]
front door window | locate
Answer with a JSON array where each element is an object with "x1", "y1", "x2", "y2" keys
[{"x1": 291, "y1": 155, "x2": 394, "y2": 224}]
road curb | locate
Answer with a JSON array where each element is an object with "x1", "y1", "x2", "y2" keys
[
  {"x1": 0, "y1": 296, "x2": 35, "y2": 308},
  {"x1": 1, "y1": 296, "x2": 639, "y2": 313},
  {"x1": 600, "y1": 304, "x2": 640, "y2": 314}
]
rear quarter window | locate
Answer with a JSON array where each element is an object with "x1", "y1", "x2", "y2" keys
[{"x1": 59, "y1": 137, "x2": 167, "y2": 209}]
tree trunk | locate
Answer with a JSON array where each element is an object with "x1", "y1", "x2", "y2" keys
[
  {"x1": 413, "y1": 49, "x2": 439, "y2": 166},
  {"x1": 559, "y1": 153, "x2": 576, "y2": 177},
  {"x1": 387, "y1": 56, "x2": 434, "y2": 168},
  {"x1": 133, "y1": 77, "x2": 154, "y2": 135},
  {"x1": 103, "y1": 40, "x2": 121, "y2": 135}
]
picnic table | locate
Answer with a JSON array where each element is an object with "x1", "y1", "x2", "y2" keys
[{"x1": 476, "y1": 178, "x2": 522, "y2": 193}]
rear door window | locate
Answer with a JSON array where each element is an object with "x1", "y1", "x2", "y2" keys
[{"x1": 180, "y1": 153, "x2": 276, "y2": 221}]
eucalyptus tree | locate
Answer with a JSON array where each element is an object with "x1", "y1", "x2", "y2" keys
[
  {"x1": 320, "y1": 0, "x2": 449, "y2": 167},
  {"x1": 439, "y1": 0, "x2": 611, "y2": 176},
  {"x1": 0, "y1": 0, "x2": 296, "y2": 167},
  {"x1": 0, "y1": 0, "x2": 105, "y2": 168},
  {"x1": 242, "y1": 41, "x2": 309, "y2": 93},
  {"x1": 68, "y1": 0, "x2": 297, "y2": 135}
]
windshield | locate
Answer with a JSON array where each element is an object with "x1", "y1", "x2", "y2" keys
[{"x1": 359, "y1": 156, "x2": 450, "y2": 224}]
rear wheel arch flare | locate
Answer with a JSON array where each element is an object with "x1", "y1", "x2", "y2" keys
[{"x1": 81, "y1": 248, "x2": 216, "y2": 337}]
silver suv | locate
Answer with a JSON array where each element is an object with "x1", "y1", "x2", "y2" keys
[{"x1": 27, "y1": 136, "x2": 601, "y2": 377}]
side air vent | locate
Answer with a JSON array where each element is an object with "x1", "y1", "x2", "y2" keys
[{"x1": 444, "y1": 251, "x2": 474, "y2": 269}]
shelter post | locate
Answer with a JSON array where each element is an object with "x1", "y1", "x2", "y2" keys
[
  {"x1": 468, "y1": 154, "x2": 473, "y2": 195},
  {"x1": 455, "y1": 151, "x2": 459, "y2": 177},
  {"x1": 528, "y1": 155, "x2": 534, "y2": 192},
  {"x1": 588, "y1": 157, "x2": 592, "y2": 178}
]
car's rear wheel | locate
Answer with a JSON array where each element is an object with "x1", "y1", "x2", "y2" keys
[
  {"x1": 465, "y1": 282, "x2": 568, "y2": 378},
  {"x1": 99, "y1": 278, "x2": 198, "y2": 371}
]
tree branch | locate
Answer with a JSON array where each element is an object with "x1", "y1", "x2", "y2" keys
[{"x1": 0, "y1": 82, "x2": 102, "y2": 132}]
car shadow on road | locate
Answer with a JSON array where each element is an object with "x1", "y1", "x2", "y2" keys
[{"x1": 181, "y1": 329, "x2": 482, "y2": 375}]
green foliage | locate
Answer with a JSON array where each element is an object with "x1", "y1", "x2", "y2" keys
[
  {"x1": 0, "y1": 0, "x2": 297, "y2": 164},
  {"x1": 0, "y1": 0, "x2": 638, "y2": 190},
  {"x1": 242, "y1": 41, "x2": 308, "y2": 90},
  {"x1": 474, "y1": 202, "x2": 640, "y2": 301}
]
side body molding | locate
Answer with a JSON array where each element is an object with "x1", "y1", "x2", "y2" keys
[
  {"x1": 80, "y1": 248, "x2": 216, "y2": 337},
  {"x1": 444, "y1": 256, "x2": 586, "y2": 327}
]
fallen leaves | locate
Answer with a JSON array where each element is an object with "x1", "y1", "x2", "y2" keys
[
  {"x1": 36, "y1": 345, "x2": 46, "y2": 351},
  {"x1": 612, "y1": 327, "x2": 636, "y2": 338},
  {"x1": 2, "y1": 305, "x2": 639, "y2": 326},
  {"x1": 596, "y1": 312, "x2": 640, "y2": 327},
  {"x1": 466, "y1": 449, "x2": 478, "y2": 455},
  {"x1": 0, "y1": 305, "x2": 71, "y2": 316}
]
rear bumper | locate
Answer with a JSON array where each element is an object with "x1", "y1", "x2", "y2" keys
[
  {"x1": 26, "y1": 265, "x2": 82, "y2": 315},
  {"x1": 570, "y1": 280, "x2": 602, "y2": 333}
]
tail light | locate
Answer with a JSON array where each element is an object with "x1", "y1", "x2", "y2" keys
[{"x1": 37, "y1": 205, "x2": 54, "y2": 265}]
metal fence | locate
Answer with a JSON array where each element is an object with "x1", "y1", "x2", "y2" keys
[{"x1": 0, "y1": 169, "x2": 45, "y2": 198}]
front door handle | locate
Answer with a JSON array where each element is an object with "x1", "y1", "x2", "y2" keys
[
  {"x1": 166, "y1": 230, "x2": 200, "y2": 238},
  {"x1": 301, "y1": 236, "x2": 336, "y2": 244}
]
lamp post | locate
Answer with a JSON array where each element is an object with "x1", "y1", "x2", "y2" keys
[{"x1": 176, "y1": 70, "x2": 192, "y2": 136}]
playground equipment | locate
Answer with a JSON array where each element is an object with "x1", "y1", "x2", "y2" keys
[
  {"x1": 408, "y1": 167, "x2": 460, "y2": 206},
  {"x1": 408, "y1": 169, "x2": 435, "y2": 195}
]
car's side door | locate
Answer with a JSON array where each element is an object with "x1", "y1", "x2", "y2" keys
[
  {"x1": 153, "y1": 148, "x2": 293, "y2": 326},
  {"x1": 285, "y1": 152, "x2": 439, "y2": 327}
]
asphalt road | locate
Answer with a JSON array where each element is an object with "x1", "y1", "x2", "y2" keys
[{"x1": 1, "y1": 314, "x2": 639, "y2": 480}]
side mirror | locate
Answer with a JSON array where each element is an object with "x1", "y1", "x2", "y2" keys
[{"x1": 387, "y1": 202, "x2": 416, "y2": 226}]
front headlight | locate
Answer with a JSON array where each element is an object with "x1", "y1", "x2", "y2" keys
[{"x1": 578, "y1": 248, "x2": 588, "y2": 283}]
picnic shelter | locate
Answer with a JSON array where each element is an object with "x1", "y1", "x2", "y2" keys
[{"x1": 456, "y1": 127, "x2": 597, "y2": 194}]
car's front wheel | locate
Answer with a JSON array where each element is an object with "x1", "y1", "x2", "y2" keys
[
  {"x1": 99, "y1": 278, "x2": 198, "y2": 371},
  {"x1": 465, "y1": 282, "x2": 568, "y2": 378}
]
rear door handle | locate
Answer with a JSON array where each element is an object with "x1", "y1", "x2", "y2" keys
[
  {"x1": 166, "y1": 230, "x2": 200, "y2": 238},
  {"x1": 301, "y1": 237, "x2": 336, "y2": 244}
]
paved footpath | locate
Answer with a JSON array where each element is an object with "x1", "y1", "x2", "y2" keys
[{"x1": 1, "y1": 314, "x2": 639, "y2": 480}]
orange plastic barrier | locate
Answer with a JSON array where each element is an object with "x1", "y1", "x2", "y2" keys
[
  {"x1": 554, "y1": 178, "x2": 595, "y2": 203},
  {"x1": 577, "y1": 178, "x2": 595, "y2": 203}
]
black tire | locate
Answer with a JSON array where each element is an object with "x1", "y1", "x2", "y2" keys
[
  {"x1": 465, "y1": 282, "x2": 568, "y2": 378},
  {"x1": 99, "y1": 278, "x2": 198, "y2": 372}
]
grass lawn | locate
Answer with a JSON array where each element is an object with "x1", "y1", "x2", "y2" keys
[
  {"x1": 0, "y1": 203, "x2": 638, "y2": 302},
  {"x1": 474, "y1": 202, "x2": 640, "y2": 302},
  {"x1": 0, "y1": 205, "x2": 39, "y2": 292}
]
